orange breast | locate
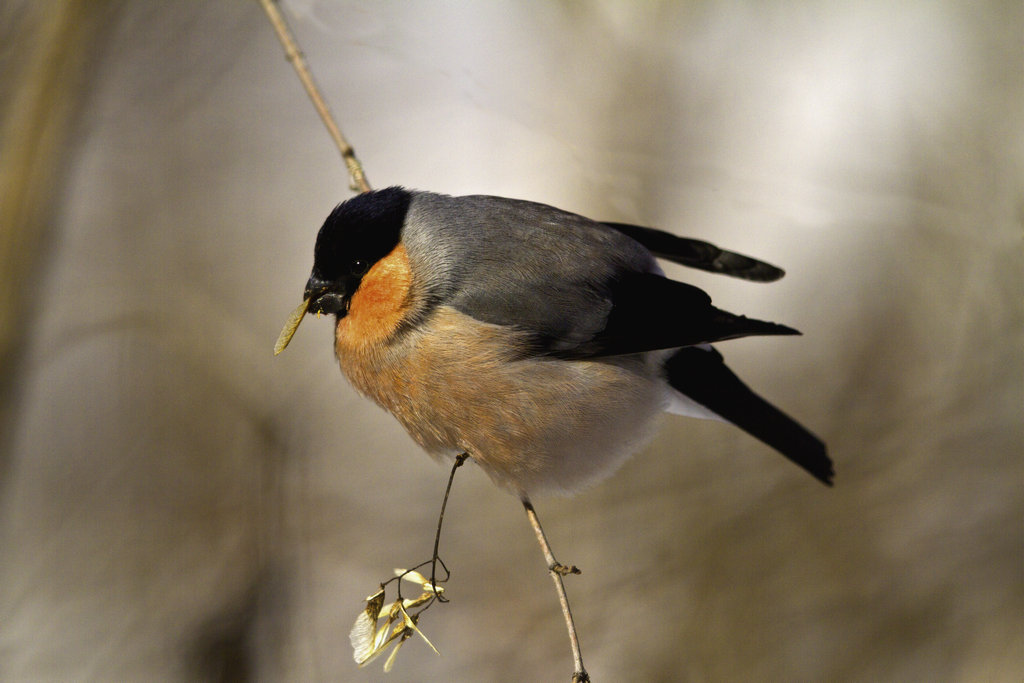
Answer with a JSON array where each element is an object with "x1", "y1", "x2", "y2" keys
[{"x1": 335, "y1": 243, "x2": 414, "y2": 350}]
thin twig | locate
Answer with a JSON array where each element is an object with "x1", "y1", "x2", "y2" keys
[
  {"x1": 522, "y1": 499, "x2": 589, "y2": 683},
  {"x1": 257, "y1": 0, "x2": 371, "y2": 193},
  {"x1": 430, "y1": 453, "x2": 468, "y2": 601}
]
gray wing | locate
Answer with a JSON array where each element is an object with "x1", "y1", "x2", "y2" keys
[{"x1": 404, "y1": 193, "x2": 795, "y2": 358}]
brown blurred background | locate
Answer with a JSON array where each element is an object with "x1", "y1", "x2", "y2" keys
[{"x1": 1, "y1": 1, "x2": 1021, "y2": 681}]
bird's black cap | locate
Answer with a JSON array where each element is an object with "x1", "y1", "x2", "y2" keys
[{"x1": 310, "y1": 186, "x2": 413, "y2": 284}]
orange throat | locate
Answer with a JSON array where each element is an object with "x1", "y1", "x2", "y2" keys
[{"x1": 334, "y1": 243, "x2": 414, "y2": 353}]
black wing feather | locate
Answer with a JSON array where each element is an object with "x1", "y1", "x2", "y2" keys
[
  {"x1": 555, "y1": 272, "x2": 799, "y2": 359},
  {"x1": 604, "y1": 222, "x2": 785, "y2": 282},
  {"x1": 666, "y1": 346, "x2": 833, "y2": 485}
]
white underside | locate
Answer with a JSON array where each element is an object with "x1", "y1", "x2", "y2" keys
[
  {"x1": 664, "y1": 387, "x2": 725, "y2": 422},
  {"x1": 651, "y1": 344, "x2": 726, "y2": 423}
]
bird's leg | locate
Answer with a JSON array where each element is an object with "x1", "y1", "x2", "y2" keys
[{"x1": 522, "y1": 498, "x2": 589, "y2": 683}]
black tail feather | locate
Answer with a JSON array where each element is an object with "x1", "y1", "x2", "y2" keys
[{"x1": 665, "y1": 346, "x2": 833, "y2": 486}]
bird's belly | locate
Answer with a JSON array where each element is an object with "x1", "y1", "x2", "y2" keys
[{"x1": 337, "y1": 306, "x2": 666, "y2": 496}]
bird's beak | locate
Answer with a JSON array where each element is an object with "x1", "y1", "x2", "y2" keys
[
  {"x1": 275, "y1": 275, "x2": 352, "y2": 356},
  {"x1": 304, "y1": 275, "x2": 350, "y2": 317}
]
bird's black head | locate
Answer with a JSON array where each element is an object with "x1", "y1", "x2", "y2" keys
[{"x1": 305, "y1": 187, "x2": 413, "y2": 317}]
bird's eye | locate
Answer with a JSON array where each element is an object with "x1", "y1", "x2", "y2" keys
[{"x1": 351, "y1": 259, "x2": 369, "y2": 276}]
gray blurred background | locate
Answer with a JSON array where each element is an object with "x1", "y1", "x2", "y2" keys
[{"x1": 1, "y1": 1, "x2": 1021, "y2": 681}]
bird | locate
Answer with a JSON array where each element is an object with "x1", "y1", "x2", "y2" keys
[{"x1": 278, "y1": 186, "x2": 833, "y2": 496}]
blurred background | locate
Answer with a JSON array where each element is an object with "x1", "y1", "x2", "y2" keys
[{"x1": 1, "y1": 1, "x2": 1021, "y2": 681}]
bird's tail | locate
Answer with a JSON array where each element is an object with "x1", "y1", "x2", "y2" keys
[{"x1": 664, "y1": 346, "x2": 834, "y2": 486}]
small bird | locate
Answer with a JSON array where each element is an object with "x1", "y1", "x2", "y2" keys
[{"x1": 278, "y1": 187, "x2": 832, "y2": 495}]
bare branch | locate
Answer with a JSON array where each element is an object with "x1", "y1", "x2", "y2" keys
[
  {"x1": 523, "y1": 499, "x2": 590, "y2": 683},
  {"x1": 257, "y1": 0, "x2": 371, "y2": 193}
]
